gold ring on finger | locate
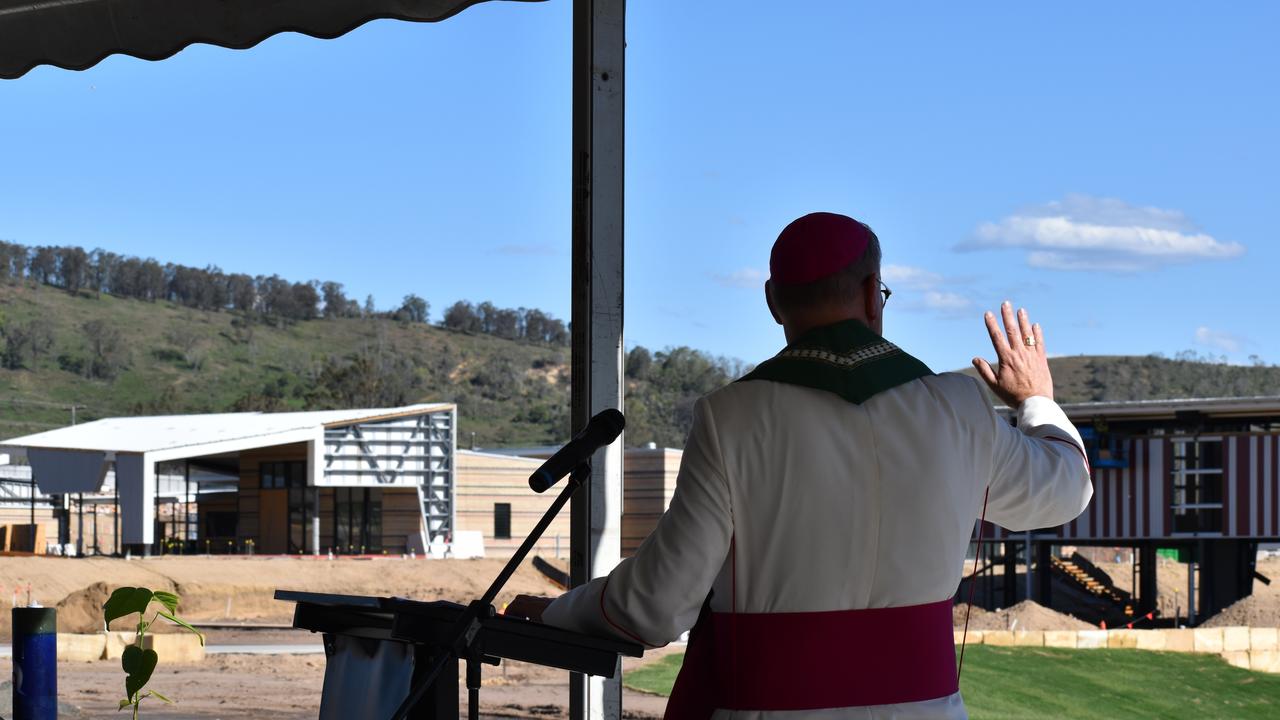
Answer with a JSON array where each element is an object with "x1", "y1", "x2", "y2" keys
[{"x1": 1024, "y1": 337, "x2": 1036, "y2": 347}]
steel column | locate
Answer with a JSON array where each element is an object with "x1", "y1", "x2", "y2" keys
[{"x1": 570, "y1": 0, "x2": 625, "y2": 717}]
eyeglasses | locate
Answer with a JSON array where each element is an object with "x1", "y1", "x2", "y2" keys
[{"x1": 879, "y1": 280, "x2": 892, "y2": 307}]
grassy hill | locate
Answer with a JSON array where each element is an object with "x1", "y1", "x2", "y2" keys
[
  {"x1": 959, "y1": 354, "x2": 1280, "y2": 406},
  {"x1": 2, "y1": 282, "x2": 1277, "y2": 447},
  {"x1": 0, "y1": 282, "x2": 574, "y2": 445}
]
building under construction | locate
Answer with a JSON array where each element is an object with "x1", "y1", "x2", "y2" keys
[{"x1": 968, "y1": 396, "x2": 1280, "y2": 627}]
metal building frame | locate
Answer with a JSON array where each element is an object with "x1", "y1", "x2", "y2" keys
[{"x1": 322, "y1": 407, "x2": 457, "y2": 549}]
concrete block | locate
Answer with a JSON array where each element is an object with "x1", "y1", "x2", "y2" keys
[
  {"x1": 955, "y1": 630, "x2": 984, "y2": 645},
  {"x1": 1107, "y1": 630, "x2": 1140, "y2": 649},
  {"x1": 1044, "y1": 631, "x2": 1078, "y2": 648},
  {"x1": 1223, "y1": 626, "x2": 1251, "y2": 652},
  {"x1": 1135, "y1": 630, "x2": 1167, "y2": 651},
  {"x1": 141, "y1": 633, "x2": 205, "y2": 663},
  {"x1": 1221, "y1": 651, "x2": 1251, "y2": 670},
  {"x1": 57, "y1": 633, "x2": 106, "y2": 662},
  {"x1": 1013, "y1": 631, "x2": 1044, "y2": 647},
  {"x1": 982, "y1": 631, "x2": 1014, "y2": 646},
  {"x1": 1076, "y1": 630, "x2": 1108, "y2": 649},
  {"x1": 103, "y1": 631, "x2": 135, "y2": 660},
  {"x1": 1250, "y1": 650, "x2": 1280, "y2": 674},
  {"x1": 1193, "y1": 627, "x2": 1224, "y2": 654},
  {"x1": 1249, "y1": 628, "x2": 1278, "y2": 652},
  {"x1": 1163, "y1": 629, "x2": 1195, "y2": 653}
]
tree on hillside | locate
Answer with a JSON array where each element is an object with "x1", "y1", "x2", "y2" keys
[
  {"x1": 363, "y1": 294, "x2": 376, "y2": 317},
  {"x1": 476, "y1": 301, "x2": 498, "y2": 334},
  {"x1": 492, "y1": 308, "x2": 521, "y2": 340},
  {"x1": 291, "y1": 281, "x2": 320, "y2": 321},
  {"x1": 28, "y1": 246, "x2": 57, "y2": 285},
  {"x1": 55, "y1": 246, "x2": 88, "y2": 294},
  {"x1": 396, "y1": 294, "x2": 430, "y2": 323},
  {"x1": 442, "y1": 301, "x2": 481, "y2": 333},
  {"x1": 165, "y1": 324, "x2": 206, "y2": 370},
  {"x1": 81, "y1": 319, "x2": 127, "y2": 380},
  {"x1": 0, "y1": 242, "x2": 27, "y2": 283},
  {"x1": 626, "y1": 346, "x2": 652, "y2": 379},
  {"x1": 322, "y1": 282, "x2": 349, "y2": 319},
  {"x1": 310, "y1": 348, "x2": 420, "y2": 408},
  {"x1": 87, "y1": 248, "x2": 119, "y2": 297},
  {"x1": 226, "y1": 273, "x2": 256, "y2": 313}
]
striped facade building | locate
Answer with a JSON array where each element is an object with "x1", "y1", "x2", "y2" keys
[{"x1": 975, "y1": 396, "x2": 1280, "y2": 626}]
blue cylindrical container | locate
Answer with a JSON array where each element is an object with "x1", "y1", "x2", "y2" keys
[{"x1": 12, "y1": 607, "x2": 57, "y2": 720}]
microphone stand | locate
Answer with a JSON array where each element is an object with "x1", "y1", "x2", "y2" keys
[{"x1": 390, "y1": 463, "x2": 590, "y2": 720}]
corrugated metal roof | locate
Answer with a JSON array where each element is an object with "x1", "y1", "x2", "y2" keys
[
  {"x1": 0, "y1": 0, "x2": 543, "y2": 80},
  {"x1": 0, "y1": 403, "x2": 452, "y2": 454}
]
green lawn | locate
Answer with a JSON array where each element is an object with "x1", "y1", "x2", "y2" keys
[{"x1": 624, "y1": 647, "x2": 1280, "y2": 719}]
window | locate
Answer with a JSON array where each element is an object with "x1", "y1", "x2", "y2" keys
[
  {"x1": 334, "y1": 488, "x2": 382, "y2": 554},
  {"x1": 261, "y1": 461, "x2": 305, "y2": 489},
  {"x1": 205, "y1": 511, "x2": 237, "y2": 538},
  {"x1": 494, "y1": 503, "x2": 512, "y2": 540},
  {"x1": 1171, "y1": 438, "x2": 1224, "y2": 535}
]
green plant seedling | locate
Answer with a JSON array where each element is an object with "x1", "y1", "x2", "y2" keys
[{"x1": 103, "y1": 586, "x2": 205, "y2": 719}]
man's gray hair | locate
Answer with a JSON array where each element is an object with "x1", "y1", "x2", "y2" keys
[{"x1": 770, "y1": 224, "x2": 882, "y2": 314}]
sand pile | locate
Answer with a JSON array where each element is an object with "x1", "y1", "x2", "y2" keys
[
  {"x1": 1201, "y1": 593, "x2": 1280, "y2": 628},
  {"x1": 954, "y1": 600, "x2": 1092, "y2": 631},
  {"x1": 55, "y1": 581, "x2": 111, "y2": 633}
]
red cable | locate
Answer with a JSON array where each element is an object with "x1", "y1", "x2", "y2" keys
[{"x1": 957, "y1": 487, "x2": 990, "y2": 681}]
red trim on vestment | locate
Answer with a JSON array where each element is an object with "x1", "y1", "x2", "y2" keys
[
  {"x1": 597, "y1": 577, "x2": 647, "y2": 646},
  {"x1": 1042, "y1": 435, "x2": 1090, "y2": 473}
]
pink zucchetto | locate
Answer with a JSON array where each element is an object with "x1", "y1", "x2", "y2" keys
[{"x1": 769, "y1": 212, "x2": 873, "y2": 285}]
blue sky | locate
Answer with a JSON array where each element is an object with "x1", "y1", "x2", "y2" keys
[{"x1": 0, "y1": 1, "x2": 1276, "y2": 372}]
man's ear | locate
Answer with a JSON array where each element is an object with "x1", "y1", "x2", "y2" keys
[
  {"x1": 863, "y1": 272, "x2": 881, "y2": 326},
  {"x1": 765, "y1": 280, "x2": 784, "y2": 325}
]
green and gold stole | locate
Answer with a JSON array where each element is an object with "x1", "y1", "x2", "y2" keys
[{"x1": 739, "y1": 319, "x2": 934, "y2": 402}]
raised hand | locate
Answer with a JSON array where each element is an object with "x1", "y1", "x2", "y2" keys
[{"x1": 972, "y1": 301, "x2": 1055, "y2": 408}]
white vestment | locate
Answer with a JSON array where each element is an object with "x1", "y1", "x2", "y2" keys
[{"x1": 544, "y1": 371, "x2": 1092, "y2": 719}]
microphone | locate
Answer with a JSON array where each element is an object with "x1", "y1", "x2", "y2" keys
[{"x1": 528, "y1": 409, "x2": 625, "y2": 492}]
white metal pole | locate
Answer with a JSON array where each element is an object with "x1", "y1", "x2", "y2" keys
[{"x1": 570, "y1": 0, "x2": 625, "y2": 717}]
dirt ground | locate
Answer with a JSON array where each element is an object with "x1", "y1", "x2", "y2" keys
[
  {"x1": 1093, "y1": 555, "x2": 1280, "y2": 626},
  {"x1": 13, "y1": 650, "x2": 675, "y2": 719},
  {"x1": 0, "y1": 555, "x2": 566, "y2": 638},
  {"x1": 954, "y1": 599, "x2": 1093, "y2": 631},
  {"x1": 0, "y1": 555, "x2": 675, "y2": 718}
]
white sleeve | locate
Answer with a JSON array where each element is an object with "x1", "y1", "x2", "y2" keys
[
  {"x1": 541, "y1": 397, "x2": 733, "y2": 647},
  {"x1": 982, "y1": 393, "x2": 1093, "y2": 531}
]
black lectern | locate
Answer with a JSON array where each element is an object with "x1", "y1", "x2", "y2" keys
[
  {"x1": 277, "y1": 434, "x2": 640, "y2": 720},
  {"x1": 275, "y1": 590, "x2": 642, "y2": 720}
]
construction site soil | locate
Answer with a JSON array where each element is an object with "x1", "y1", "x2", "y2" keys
[
  {"x1": 0, "y1": 555, "x2": 565, "y2": 638},
  {"x1": 953, "y1": 599, "x2": 1093, "y2": 631},
  {"x1": 2, "y1": 554, "x2": 1278, "y2": 717}
]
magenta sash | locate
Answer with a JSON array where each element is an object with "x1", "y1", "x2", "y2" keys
[{"x1": 665, "y1": 599, "x2": 957, "y2": 717}]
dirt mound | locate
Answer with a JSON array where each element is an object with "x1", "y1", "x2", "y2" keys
[
  {"x1": 55, "y1": 581, "x2": 111, "y2": 633},
  {"x1": 954, "y1": 600, "x2": 1092, "y2": 631},
  {"x1": 1201, "y1": 593, "x2": 1280, "y2": 628},
  {"x1": 953, "y1": 602, "x2": 997, "y2": 629}
]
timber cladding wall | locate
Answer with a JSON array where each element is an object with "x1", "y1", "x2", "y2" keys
[
  {"x1": 237, "y1": 442, "x2": 308, "y2": 553},
  {"x1": 454, "y1": 448, "x2": 682, "y2": 558},
  {"x1": 455, "y1": 451, "x2": 567, "y2": 557},
  {"x1": 622, "y1": 448, "x2": 681, "y2": 557}
]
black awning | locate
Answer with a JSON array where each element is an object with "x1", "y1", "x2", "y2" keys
[{"x1": 0, "y1": 0, "x2": 542, "y2": 80}]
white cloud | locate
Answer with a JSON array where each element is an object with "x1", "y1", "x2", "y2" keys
[
  {"x1": 881, "y1": 264, "x2": 974, "y2": 315},
  {"x1": 922, "y1": 291, "x2": 973, "y2": 312},
  {"x1": 882, "y1": 264, "x2": 944, "y2": 290},
  {"x1": 712, "y1": 267, "x2": 766, "y2": 289},
  {"x1": 1195, "y1": 326, "x2": 1247, "y2": 354},
  {"x1": 964, "y1": 194, "x2": 1243, "y2": 272}
]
